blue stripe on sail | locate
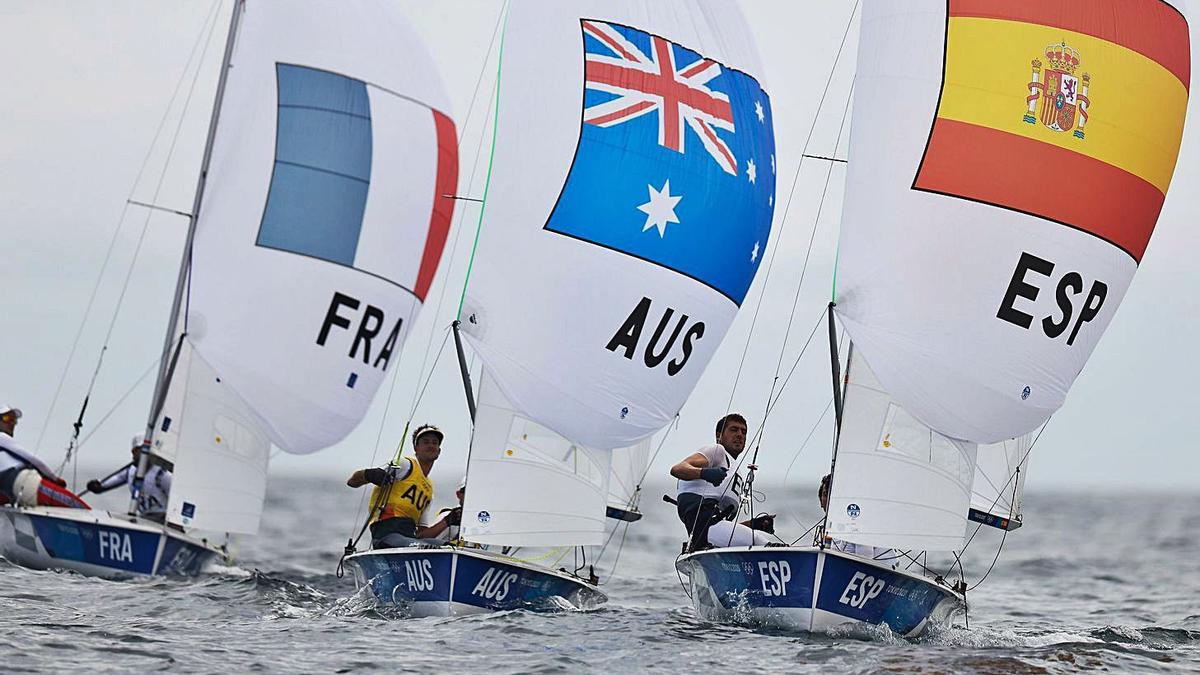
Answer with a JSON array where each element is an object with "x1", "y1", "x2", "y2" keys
[{"x1": 258, "y1": 64, "x2": 372, "y2": 267}]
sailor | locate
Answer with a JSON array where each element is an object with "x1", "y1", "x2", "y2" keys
[
  {"x1": 347, "y1": 423, "x2": 446, "y2": 548},
  {"x1": 818, "y1": 473, "x2": 893, "y2": 563},
  {"x1": 670, "y1": 413, "x2": 774, "y2": 552},
  {"x1": 85, "y1": 434, "x2": 172, "y2": 523},
  {"x1": 0, "y1": 404, "x2": 89, "y2": 509}
]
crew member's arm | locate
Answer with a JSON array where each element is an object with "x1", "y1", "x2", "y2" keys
[
  {"x1": 346, "y1": 459, "x2": 411, "y2": 488},
  {"x1": 416, "y1": 507, "x2": 461, "y2": 539},
  {"x1": 0, "y1": 434, "x2": 66, "y2": 486},
  {"x1": 86, "y1": 463, "x2": 134, "y2": 494},
  {"x1": 670, "y1": 451, "x2": 727, "y2": 486}
]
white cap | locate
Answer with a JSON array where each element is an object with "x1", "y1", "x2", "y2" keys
[
  {"x1": 131, "y1": 434, "x2": 146, "y2": 449},
  {"x1": 0, "y1": 405, "x2": 22, "y2": 419}
]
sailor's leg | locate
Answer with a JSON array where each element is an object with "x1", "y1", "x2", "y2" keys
[
  {"x1": 707, "y1": 521, "x2": 772, "y2": 548},
  {"x1": 677, "y1": 494, "x2": 720, "y2": 552}
]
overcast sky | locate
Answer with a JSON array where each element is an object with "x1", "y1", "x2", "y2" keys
[{"x1": 1, "y1": 1, "x2": 1197, "y2": 494}]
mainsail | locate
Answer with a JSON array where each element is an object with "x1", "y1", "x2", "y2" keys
[
  {"x1": 150, "y1": 1, "x2": 457, "y2": 533},
  {"x1": 828, "y1": 0, "x2": 1189, "y2": 550},
  {"x1": 460, "y1": 0, "x2": 775, "y2": 545}
]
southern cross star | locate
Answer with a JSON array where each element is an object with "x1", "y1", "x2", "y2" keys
[
  {"x1": 751, "y1": 241, "x2": 760, "y2": 262},
  {"x1": 755, "y1": 100, "x2": 765, "y2": 123},
  {"x1": 638, "y1": 180, "x2": 682, "y2": 238}
]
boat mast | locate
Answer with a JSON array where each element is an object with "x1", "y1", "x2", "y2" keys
[
  {"x1": 820, "y1": 302, "x2": 850, "y2": 544},
  {"x1": 131, "y1": 0, "x2": 245, "y2": 516},
  {"x1": 452, "y1": 320, "x2": 477, "y2": 422}
]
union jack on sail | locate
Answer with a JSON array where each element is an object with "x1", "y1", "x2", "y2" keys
[{"x1": 582, "y1": 20, "x2": 737, "y2": 175}]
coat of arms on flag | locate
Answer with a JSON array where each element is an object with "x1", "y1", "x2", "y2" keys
[
  {"x1": 1022, "y1": 42, "x2": 1092, "y2": 139},
  {"x1": 542, "y1": 19, "x2": 776, "y2": 306}
]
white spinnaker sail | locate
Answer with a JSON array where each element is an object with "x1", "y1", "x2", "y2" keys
[
  {"x1": 155, "y1": 2, "x2": 457, "y2": 534},
  {"x1": 833, "y1": 0, "x2": 1190, "y2": 443},
  {"x1": 179, "y1": 0, "x2": 457, "y2": 455},
  {"x1": 826, "y1": 352, "x2": 978, "y2": 552},
  {"x1": 970, "y1": 434, "x2": 1032, "y2": 531},
  {"x1": 461, "y1": 374, "x2": 611, "y2": 547},
  {"x1": 460, "y1": 0, "x2": 776, "y2": 450},
  {"x1": 156, "y1": 345, "x2": 270, "y2": 534}
]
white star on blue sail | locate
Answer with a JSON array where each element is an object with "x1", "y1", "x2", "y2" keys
[{"x1": 637, "y1": 180, "x2": 682, "y2": 238}]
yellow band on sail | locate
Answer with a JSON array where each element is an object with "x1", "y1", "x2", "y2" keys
[{"x1": 935, "y1": 17, "x2": 1187, "y2": 194}]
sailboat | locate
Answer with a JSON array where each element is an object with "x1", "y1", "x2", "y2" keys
[
  {"x1": 677, "y1": 0, "x2": 1191, "y2": 635},
  {"x1": 344, "y1": 0, "x2": 776, "y2": 616},
  {"x1": 0, "y1": 0, "x2": 457, "y2": 579}
]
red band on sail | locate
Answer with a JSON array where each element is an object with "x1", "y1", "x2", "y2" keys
[
  {"x1": 415, "y1": 110, "x2": 458, "y2": 302},
  {"x1": 914, "y1": 118, "x2": 1165, "y2": 261},
  {"x1": 949, "y1": 0, "x2": 1191, "y2": 90}
]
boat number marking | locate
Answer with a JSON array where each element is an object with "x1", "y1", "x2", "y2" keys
[
  {"x1": 404, "y1": 559, "x2": 435, "y2": 591},
  {"x1": 839, "y1": 571, "x2": 886, "y2": 609},
  {"x1": 472, "y1": 567, "x2": 518, "y2": 601},
  {"x1": 98, "y1": 531, "x2": 133, "y2": 563},
  {"x1": 757, "y1": 560, "x2": 791, "y2": 597}
]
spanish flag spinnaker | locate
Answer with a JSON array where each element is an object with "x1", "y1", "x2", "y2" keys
[{"x1": 833, "y1": 0, "x2": 1190, "y2": 444}]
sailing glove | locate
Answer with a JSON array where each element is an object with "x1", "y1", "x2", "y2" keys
[
  {"x1": 445, "y1": 506, "x2": 462, "y2": 527},
  {"x1": 86, "y1": 479, "x2": 102, "y2": 493},
  {"x1": 699, "y1": 466, "x2": 728, "y2": 486},
  {"x1": 363, "y1": 468, "x2": 392, "y2": 486}
]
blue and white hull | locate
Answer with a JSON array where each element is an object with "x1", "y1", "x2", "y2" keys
[
  {"x1": 346, "y1": 547, "x2": 607, "y2": 617},
  {"x1": 676, "y1": 546, "x2": 964, "y2": 637},
  {"x1": 0, "y1": 505, "x2": 225, "y2": 578}
]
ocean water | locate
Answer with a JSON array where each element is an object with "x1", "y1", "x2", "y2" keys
[{"x1": 1, "y1": 475, "x2": 1197, "y2": 673}]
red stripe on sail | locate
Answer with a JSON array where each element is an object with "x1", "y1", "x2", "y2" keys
[
  {"x1": 415, "y1": 110, "x2": 458, "y2": 302},
  {"x1": 950, "y1": 0, "x2": 1191, "y2": 90},
  {"x1": 914, "y1": 118, "x2": 1165, "y2": 262}
]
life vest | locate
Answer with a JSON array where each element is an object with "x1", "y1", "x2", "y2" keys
[{"x1": 368, "y1": 456, "x2": 433, "y2": 525}]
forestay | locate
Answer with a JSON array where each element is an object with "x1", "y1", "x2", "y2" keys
[
  {"x1": 826, "y1": 352, "x2": 978, "y2": 551},
  {"x1": 460, "y1": 0, "x2": 776, "y2": 450},
  {"x1": 833, "y1": 0, "x2": 1191, "y2": 443},
  {"x1": 154, "y1": 2, "x2": 457, "y2": 533},
  {"x1": 608, "y1": 438, "x2": 651, "y2": 518},
  {"x1": 173, "y1": 0, "x2": 457, "y2": 454},
  {"x1": 970, "y1": 434, "x2": 1032, "y2": 531}
]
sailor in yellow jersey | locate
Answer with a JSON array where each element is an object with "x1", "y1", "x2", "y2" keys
[{"x1": 347, "y1": 424, "x2": 455, "y2": 548}]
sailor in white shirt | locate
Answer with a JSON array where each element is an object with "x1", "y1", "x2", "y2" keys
[
  {"x1": 86, "y1": 434, "x2": 172, "y2": 523},
  {"x1": 0, "y1": 404, "x2": 89, "y2": 509},
  {"x1": 670, "y1": 413, "x2": 775, "y2": 552}
]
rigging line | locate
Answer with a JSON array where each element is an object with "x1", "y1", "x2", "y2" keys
[
  {"x1": 37, "y1": 0, "x2": 224, "y2": 456},
  {"x1": 960, "y1": 418, "x2": 1050, "y2": 555},
  {"x1": 69, "y1": 355, "x2": 163, "y2": 457},
  {"x1": 967, "y1": 466, "x2": 1021, "y2": 592},
  {"x1": 761, "y1": 308, "x2": 827, "y2": 425},
  {"x1": 765, "y1": 80, "x2": 855, "y2": 401},
  {"x1": 70, "y1": 3, "x2": 225, "y2": 450},
  {"x1": 943, "y1": 418, "x2": 1051, "y2": 584},
  {"x1": 634, "y1": 414, "x2": 679, "y2": 488},
  {"x1": 721, "y1": 0, "x2": 860, "y2": 411},
  {"x1": 781, "y1": 398, "x2": 833, "y2": 528},
  {"x1": 747, "y1": 83, "x2": 855, "y2": 471},
  {"x1": 456, "y1": 4, "x2": 510, "y2": 318},
  {"x1": 403, "y1": 5, "x2": 507, "y2": 419}
]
